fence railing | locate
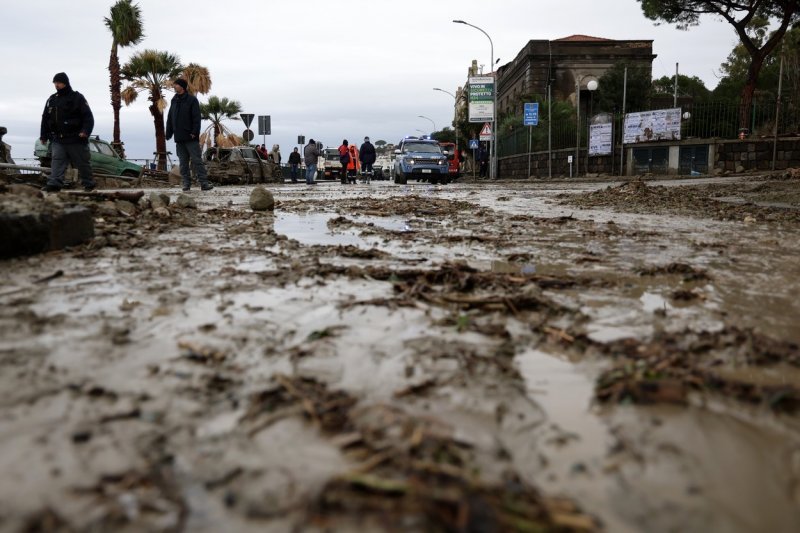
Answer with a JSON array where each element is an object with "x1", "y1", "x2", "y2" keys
[{"x1": 498, "y1": 99, "x2": 800, "y2": 159}]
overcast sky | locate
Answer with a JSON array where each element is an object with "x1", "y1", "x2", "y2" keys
[{"x1": 2, "y1": 0, "x2": 741, "y2": 162}]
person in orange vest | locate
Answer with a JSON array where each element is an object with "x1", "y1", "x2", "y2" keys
[{"x1": 346, "y1": 143, "x2": 359, "y2": 184}]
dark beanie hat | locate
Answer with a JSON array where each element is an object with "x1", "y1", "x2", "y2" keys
[
  {"x1": 52, "y1": 72, "x2": 69, "y2": 85},
  {"x1": 174, "y1": 78, "x2": 188, "y2": 90}
]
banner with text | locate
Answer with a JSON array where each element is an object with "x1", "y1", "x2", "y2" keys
[
  {"x1": 589, "y1": 123, "x2": 613, "y2": 156},
  {"x1": 623, "y1": 108, "x2": 681, "y2": 144},
  {"x1": 468, "y1": 76, "x2": 495, "y2": 123}
]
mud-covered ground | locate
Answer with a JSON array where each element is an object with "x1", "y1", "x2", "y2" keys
[{"x1": 1, "y1": 173, "x2": 799, "y2": 532}]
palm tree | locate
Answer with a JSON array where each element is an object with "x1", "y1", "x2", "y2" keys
[
  {"x1": 200, "y1": 96, "x2": 242, "y2": 148},
  {"x1": 104, "y1": 0, "x2": 144, "y2": 158}
]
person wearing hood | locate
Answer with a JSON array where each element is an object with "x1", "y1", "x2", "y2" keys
[
  {"x1": 166, "y1": 78, "x2": 213, "y2": 191},
  {"x1": 39, "y1": 72, "x2": 96, "y2": 192},
  {"x1": 359, "y1": 136, "x2": 376, "y2": 183}
]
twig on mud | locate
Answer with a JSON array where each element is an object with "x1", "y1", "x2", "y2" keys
[
  {"x1": 543, "y1": 326, "x2": 575, "y2": 343},
  {"x1": 246, "y1": 405, "x2": 305, "y2": 437},
  {"x1": 33, "y1": 270, "x2": 64, "y2": 284}
]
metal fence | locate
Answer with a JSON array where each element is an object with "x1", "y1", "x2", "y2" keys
[{"x1": 498, "y1": 99, "x2": 800, "y2": 158}]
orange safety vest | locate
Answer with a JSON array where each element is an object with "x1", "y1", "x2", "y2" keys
[{"x1": 347, "y1": 145, "x2": 359, "y2": 171}]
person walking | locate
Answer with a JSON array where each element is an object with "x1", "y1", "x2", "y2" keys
[
  {"x1": 270, "y1": 144, "x2": 281, "y2": 165},
  {"x1": 303, "y1": 138, "x2": 320, "y2": 185},
  {"x1": 39, "y1": 72, "x2": 96, "y2": 192},
  {"x1": 359, "y1": 136, "x2": 376, "y2": 183},
  {"x1": 288, "y1": 147, "x2": 301, "y2": 183},
  {"x1": 477, "y1": 143, "x2": 489, "y2": 179},
  {"x1": 337, "y1": 140, "x2": 350, "y2": 184},
  {"x1": 165, "y1": 78, "x2": 213, "y2": 192}
]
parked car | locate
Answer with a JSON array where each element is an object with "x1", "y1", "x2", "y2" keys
[
  {"x1": 392, "y1": 137, "x2": 450, "y2": 185},
  {"x1": 204, "y1": 145, "x2": 280, "y2": 184},
  {"x1": 320, "y1": 148, "x2": 344, "y2": 180},
  {"x1": 35, "y1": 136, "x2": 143, "y2": 178}
]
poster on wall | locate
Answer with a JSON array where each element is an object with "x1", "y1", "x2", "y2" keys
[
  {"x1": 623, "y1": 108, "x2": 681, "y2": 144},
  {"x1": 589, "y1": 123, "x2": 613, "y2": 156}
]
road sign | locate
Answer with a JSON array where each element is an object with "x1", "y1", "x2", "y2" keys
[
  {"x1": 479, "y1": 122, "x2": 492, "y2": 141},
  {"x1": 298, "y1": 135, "x2": 305, "y2": 145},
  {"x1": 242, "y1": 128, "x2": 254, "y2": 142},
  {"x1": 240, "y1": 113, "x2": 254, "y2": 128},
  {"x1": 469, "y1": 139, "x2": 479, "y2": 150},
  {"x1": 524, "y1": 102, "x2": 539, "y2": 126},
  {"x1": 468, "y1": 76, "x2": 495, "y2": 123},
  {"x1": 258, "y1": 115, "x2": 271, "y2": 136}
]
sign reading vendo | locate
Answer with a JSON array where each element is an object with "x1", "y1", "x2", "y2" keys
[{"x1": 468, "y1": 76, "x2": 494, "y2": 123}]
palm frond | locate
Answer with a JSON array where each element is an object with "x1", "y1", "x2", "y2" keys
[
  {"x1": 105, "y1": 0, "x2": 144, "y2": 47},
  {"x1": 182, "y1": 63, "x2": 212, "y2": 95},
  {"x1": 121, "y1": 86, "x2": 139, "y2": 106}
]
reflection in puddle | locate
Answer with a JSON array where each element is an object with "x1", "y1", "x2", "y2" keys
[
  {"x1": 640, "y1": 291, "x2": 671, "y2": 313},
  {"x1": 274, "y1": 212, "x2": 407, "y2": 247}
]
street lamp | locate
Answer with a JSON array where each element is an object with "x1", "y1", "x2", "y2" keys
[
  {"x1": 418, "y1": 115, "x2": 436, "y2": 134},
  {"x1": 574, "y1": 74, "x2": 598, "y2": 177},
  {"x1": 433, "y1": 87, "x2": 459, "y2": 150},
  {"x1": 453, "y1": 19, "x2": 496, "y2": 180}
]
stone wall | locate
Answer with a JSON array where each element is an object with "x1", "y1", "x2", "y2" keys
[
  {"x1": 713, "y1": 138, "x2": 800, "y2": 172},
  {"x1": 500, "y1": 148, "x2": 619, "y2": 179}
]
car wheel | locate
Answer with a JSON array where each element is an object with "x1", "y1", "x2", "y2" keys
[
  {"x1": 121, "y1": 170, "x2": 139, "y2": 178},
  {"x1": 394, "y1": 171, "x2": 407, "y2": 185}
]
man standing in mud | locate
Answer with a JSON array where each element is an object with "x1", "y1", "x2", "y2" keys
[
  {"x1": 303, "y1": 138, "x2": 320, "y2": 185},
  {"x1": 166, "y1": 78, "x2": 213, "y2": 192},
  {"x1": 39, "y1": 72, "x2": 96, "y2": 192}
]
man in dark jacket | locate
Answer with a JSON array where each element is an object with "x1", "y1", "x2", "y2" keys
[
  {"x1": 39, "y1": 72, "x2": 95, "y2": 192},
  {"x1": 165, "y1": 78, "x2": 212, "y2": 191},
  {"x1": 359, "y1": 136, "x2": 376, "y2": 183},
  {"x1": 287, "y1": 147, "x2": 302, "y2": 183},
  {"x1": 303, "y1": 138, "x2": 320, "y2": 185}
]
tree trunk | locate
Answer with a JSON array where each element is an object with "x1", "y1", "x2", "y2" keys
[
  {"x1": 149, "y1": 87, "x2": 167, "y2": 171},
  {"x1": 108, "y1": 43, "x2": 125, "y2": 158},
  {"x1": 214, "y1": 124, "x2": 220, "y2": 147},
  {"x1": 739, "y1": 52, "x2": 766, "y2": 132}
]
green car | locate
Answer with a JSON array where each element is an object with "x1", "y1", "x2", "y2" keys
[{"x1": 35, "y1": 136, "x2": 143, "y2": 178}]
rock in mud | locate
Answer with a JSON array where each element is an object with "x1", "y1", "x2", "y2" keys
[
  {"x1": 149, "y1": 192, "x2": 167, "y2": 209},
  {"x1": 0, "y1": 195, "x2": 94, "y2": 259},
  {"x1": 115, "y1": 200, "x2": 137, "y2": 216},
  {"x1": 176, "y1": 194, "x2": 197, "y2": 209},
  {"x1": 7, "y1": 184, "x2": 42, "y2": 198},
  {"x1": 153, "y1": 207, "x2": 171, "y2": 218},
  {"x1": 249, "y1": 186, "x2": 274, "y2": 211}
]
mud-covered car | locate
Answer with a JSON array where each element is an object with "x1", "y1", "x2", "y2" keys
[
  {"x1": 320, "y1": 148, "x2": 344, "y2": 181},
  {"x1": 204, "y1": 146, "x2": 280, "y2": 184},
  {"x1": 392, "y1": 137, "x2": 450, "y2": 185},
  {"x1": 35, "y1": 136, "x2": 143, "y2": 178}
]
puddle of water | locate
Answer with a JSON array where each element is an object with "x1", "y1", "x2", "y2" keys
[{"x1": 274, "y1": 212, "x2": 407, "y2": 247}]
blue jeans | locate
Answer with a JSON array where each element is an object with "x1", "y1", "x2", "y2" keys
[
  {"x1": 175, "y1": 140, "x2": 209, "y2": 188},
  {"x1": 50, "y1": 141, "x2": 94, "y2": 188},
  {"x1": 305, "y1": 164, "x2": 316, "y2": 184},
  {"x1": 290, "y1": 164, "x2": 299, "y2": 182}
]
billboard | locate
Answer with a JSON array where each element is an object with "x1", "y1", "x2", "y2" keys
[
  {"x1": 468, "y1": 76, "x2": 494, "y2": 123},
  {"x1": 589, "y1": 123, "x2": 613, "y2": 156},
  {"x1": 623, "y1": 108, "x2": 681, "y2": 144}
]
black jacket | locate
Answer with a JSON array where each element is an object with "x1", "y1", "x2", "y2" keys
[
  {"x1": 359, "y1": 141, "x2": 376, "y2": 165},
  {"x1": 40, "y1": 86, "x2": 94, "y2": 144},
  {"x1": 166, "y1": 92, "x2": 201, "y2": 143},
  {"x1": 288, "y1": 151, "x2": 302, "y2": 165}
]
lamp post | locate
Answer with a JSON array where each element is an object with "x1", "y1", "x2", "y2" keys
[
  {"x1": 585, "y1": 79, "x2": 598, "y2": 175},
  {"x1": 418, "y1": 115, "x2": 436, "y2": 136},
  {"x1": 453, "y1": 19, "x2": 496, "y2": 180},
  {"x1": 574, "y1": 74, "x2": 597, "y2": 177},
  {"x1": 433, "y1": 87, "x2": 458, "y2": 150}
]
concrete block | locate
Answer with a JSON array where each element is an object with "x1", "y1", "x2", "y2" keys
[{"x1": 0, "y1": 205, "x2": 94, "y2": 259}]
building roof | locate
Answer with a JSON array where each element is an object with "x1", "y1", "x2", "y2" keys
[{"x1": 554, "y1": 34, "x2": 614, "y2": 42}]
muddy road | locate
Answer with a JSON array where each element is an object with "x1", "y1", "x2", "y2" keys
[{"x1": 1, "y1": 174, "x2": 799, "y2": 532}]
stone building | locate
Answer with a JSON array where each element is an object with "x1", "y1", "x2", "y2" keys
[{"x1": 496, "y1": 35, "x2": 656, "y2": 116}]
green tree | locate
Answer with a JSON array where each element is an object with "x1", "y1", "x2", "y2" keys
[
  {"x1": 637, "y1": 0, "x2": 799, "y2": 128},
  {"x1": 594, "y1": 63, "x2": 654, "y2": 113},
  {"x1": 121, "y1": 50, "x2": 211, "y2": 170},
  {"x1": 431, "y1": 127, "x2": 456, "y2": 143},
  {"x1": 104, "y1": 0, "x2": 144, "y2": 157},
  {"x1": 200, "y1": 96, "x2": 242, "y2": 147},
  {"x1": 652, "y1": 74, "x2": 711, "y2": 101}
]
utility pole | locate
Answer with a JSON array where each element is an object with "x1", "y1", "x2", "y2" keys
[{"x1": 674, "y1": 63, "x2": 679, "y2": 108}]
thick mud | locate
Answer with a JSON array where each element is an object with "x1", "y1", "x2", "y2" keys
[{"x1": 1, "y1": 174, "x2": 799, "y2": 532}]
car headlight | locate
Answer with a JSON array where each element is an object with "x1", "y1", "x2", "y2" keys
[
  {"x1": 406, "y1": 158, "x2": 415, "y2": 165},
  {"x1": 439, "y1": 158, "x2": 447, "y2": 165}
]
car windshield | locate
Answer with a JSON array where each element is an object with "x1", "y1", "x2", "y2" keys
[
  {"x1": 403, "y1": 143, "x2": 441, "y2": 154},
  {"x1": 96, "y1": 142, "x2": 117, "y2": 157}
]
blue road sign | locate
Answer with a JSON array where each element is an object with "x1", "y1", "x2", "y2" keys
[
  {"x1": 524, "y1": 102, "x2": 539, "y2": 126},
  {"x1": 469, "y1": 139, "x2": 479, "y2": 149}
]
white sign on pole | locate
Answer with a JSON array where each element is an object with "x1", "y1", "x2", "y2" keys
[
  {"x1": 468, "y1": 76, "x2": 495, "y2": 123},
  {"x1": 479, "y1": 122, "x2": 493, "y2": 141},
  {"x1": 589, "y1": 123, "x2": 613, "y2": 156},
  {"x1": 623, "y1": 108, "x2": 681, "y2": 144}
]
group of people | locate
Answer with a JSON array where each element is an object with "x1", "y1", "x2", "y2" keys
[
  {"x1": 337, "y1": 137, "x2": 376, "y2": 184},
  {"x1": 38, "y1": 71, "x2": 379, "y2": 191}
]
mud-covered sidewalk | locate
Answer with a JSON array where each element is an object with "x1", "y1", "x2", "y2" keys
[{"x1": 1, "y1": 174, "x2": 799, "y2": 532}]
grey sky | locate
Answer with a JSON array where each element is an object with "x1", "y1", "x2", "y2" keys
[{"x1": 1, "y1": 0, "x2": 741, "y2": 162}]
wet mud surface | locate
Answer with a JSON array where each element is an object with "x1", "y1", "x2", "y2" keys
[{"x1": 1, "y1": 174, "x2": 800, "y2": 532}]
